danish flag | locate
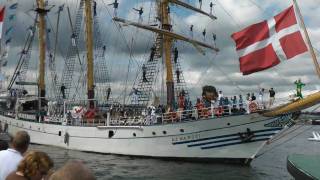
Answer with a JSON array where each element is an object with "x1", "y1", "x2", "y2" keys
[
  {"x1": 231, "y1": 6, "x2": 308, "y2": 75},
  {"x1": 0, "y1": 7, "x2": 5, "y2": 39}
]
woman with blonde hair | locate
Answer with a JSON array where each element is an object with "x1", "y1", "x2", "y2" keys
[{"x1": 6, "y1": 151, "x2": 54, "y2": 180}]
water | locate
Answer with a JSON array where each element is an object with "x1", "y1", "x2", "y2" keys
[{"x1": 30, "y1": 125, "x2": 320, "y2": 180}]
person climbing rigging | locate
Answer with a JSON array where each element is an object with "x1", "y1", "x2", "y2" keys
[
  {"x1": 210, "y1": 2, "x2": 215, "y2": 15},
  {"x1": 190, "y1": 25, "x2": 194, "y2": 38},
  {"x1": 202, "y1": 29, "x2": 206, "y2": 41},
  {"x1": 60, "y1": 84, "x2": 66, "y2": 99},
  {"x1": 199, "y1": 0, "x2": 202, "y2": 9},
  {"x1": 173, "y1": 47, "x2": 178, "y2": 63},
  {"x1": 108, "y1": 0, "x2": 119, "y2": 17},
  {"x1": 176, "y1": 70, "x2": 180, "y2": 83},
  {"x1": 102, "y1": 45, "x2": 106, "y2": 56},
  {"x1": 142, "y1": 64, "x2": 148, "y2": 82},
  {"x1": 71, "y1": 33, "x2": 76, "y2": 46},
  {"x1": 133, "y1": 7, "x2": 143, "y2": 21},
  {"x1": 149, "y1": 46, "x2": 156, "y2": 62},
  {"x1": 294, "y1": 79, "x2": 305, "y2": 99},
  {"x1": 93, "y1": 1, "x2": 97, "y2": 16},
  {"x1": 106, "y1": 87, "x2": 111, "y2": 101}
]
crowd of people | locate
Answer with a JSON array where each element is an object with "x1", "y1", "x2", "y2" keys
[
  {"x1": 213, "y1": 88, "x2": 277, "y2": 113},
  {"x1": 0, "y1": 131, "x2": 96, "y2": 180}
]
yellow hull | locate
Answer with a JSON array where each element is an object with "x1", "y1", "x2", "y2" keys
[{"x1": 263, "y1": 91, "x2": 320, "y2": 117}]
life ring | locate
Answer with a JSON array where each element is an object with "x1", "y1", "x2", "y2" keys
[
  {"x1": 71, "y1": 106, "x2": 85, "y2": 119},
  {"x1": 249, "y1": 102, "x2": 258, "y2": 113}
]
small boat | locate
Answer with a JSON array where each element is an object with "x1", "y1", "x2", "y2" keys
[{"x1": 287, "y1": 154, "x2": 320, "y2": 180}]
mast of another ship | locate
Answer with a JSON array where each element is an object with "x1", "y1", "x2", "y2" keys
[
  {"x1": 84, "y1": 0, "x2": 95, "y2": 107},
  {"x1": 36, "y1": 0, "x2": 47, "y2": 109},
  {"x1": 293, "y1": 0, "x2": 320, "y2": 79}
]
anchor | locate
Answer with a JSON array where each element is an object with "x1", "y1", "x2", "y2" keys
[{"x1": 238, "y1": 128, "x2": 254, "y2": 143}]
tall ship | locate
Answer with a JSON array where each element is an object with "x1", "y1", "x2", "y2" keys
[{"x1": 0, "y1": 0, "x2": 319, "y2": 164}]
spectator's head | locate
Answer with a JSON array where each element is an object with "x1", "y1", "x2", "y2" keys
[
  {"x1": 12, "y1": 131, "x2": 30, "y2": 154},
  {"x1": 49, "y1": 160, "x2": 95, "y2": 180},
  {"x1": 17, "y1": 151, "x2": 54, "y2": 180},
  {"x1": 0, "y1": 140, "x2": 8, "y2": 150}
]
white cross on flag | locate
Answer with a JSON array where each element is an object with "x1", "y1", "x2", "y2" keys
[
  {"x1": 0, "y1": 7, "x2": 5, "y2": 39},
  {"x1": 231, "y1": 5, "x2": 308, "y2": 75}
]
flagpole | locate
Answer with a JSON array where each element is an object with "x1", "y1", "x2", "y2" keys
[{"x1": 293, "y1": 0, "x2": 320, "y2": 79}]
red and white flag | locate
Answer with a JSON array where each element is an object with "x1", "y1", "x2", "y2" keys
[
  {"x1": 231, "y1": 6, "x2": 308, "y2": 75},
  {"x1": 0, "y1": 7, "x2": 5, "y2": 39}
]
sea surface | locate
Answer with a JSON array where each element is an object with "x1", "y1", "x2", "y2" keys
[{"x1": 30, "y1": 125, "x2": 320, "y2": 180}]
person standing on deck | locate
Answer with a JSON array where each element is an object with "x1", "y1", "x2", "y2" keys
[
  {"x1": 269, "y1": 88, "x2": 276, "y2": 107},
  {"x1": 294, "y1": 79, "x2": 305, "y2": 99},
  {"x1": 258, "y1": 88, "x2": 265, "y2": 109},
  {"x1": 218, "y1": 91, "x2": 223, "y2": 106}
]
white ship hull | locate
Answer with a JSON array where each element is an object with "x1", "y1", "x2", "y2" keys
[{"x1": 0, "y1": 113, "x2": 290, "y2": 164}]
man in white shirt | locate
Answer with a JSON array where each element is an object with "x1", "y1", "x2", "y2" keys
[{"x1": 0, "y1": 131, "x2": 30, "y2": 180}]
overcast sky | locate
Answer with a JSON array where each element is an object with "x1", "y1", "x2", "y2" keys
[{"x1": 1, "y1": 0, "x2": 319, "y2": 102}]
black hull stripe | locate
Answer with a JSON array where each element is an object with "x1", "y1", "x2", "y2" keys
[
  {"x1": 173, "y1": 128, "x2": 282, "y2": 145},
  {"x1": 188, "y1": 133, "x2": 276, "y2": 147},
  {"x1": 201, "y1": 138, "x2": 270, "y2": 149}
]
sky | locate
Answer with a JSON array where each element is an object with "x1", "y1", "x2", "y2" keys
[{"x1": 0, "y1": 0, "x2": 320, "y2": 103}]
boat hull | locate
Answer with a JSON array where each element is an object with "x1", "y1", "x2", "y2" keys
[{"x1": 0, "y1": 113, "x2": 289, "y2": 164}]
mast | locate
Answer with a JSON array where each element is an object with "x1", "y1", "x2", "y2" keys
[
  {"x1": 293, "y1": 0, "x2": 320, "y2": 79},
  {"x1": 36, "y1": 0, "x2": 46, "y2": 106},
  {"x1": 161, "y1": 0, "x2": 175, "y2": 109},
  {"x1": 84, "y1": 0, "x2": 95, "y2": 106},
  {"x1": 113, "y1": 1, "x2": 218, "y2": 108}
]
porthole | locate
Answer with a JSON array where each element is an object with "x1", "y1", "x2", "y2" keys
[
  {"x1": 180, "y1": 129, "x2": 184, "y2": 133},
  {"x1": 227, "y1": 123, "x2": 230, "y2": 126},
  {"x1": 58, "y1": 131, "x2": 61, "y2": 136},
  {"x1": 152, "y1": 132, "x2": 156, "y2": 135},
  {"x1": 163, "y1": 131, "x2": 167, "y2": 135},
  {"x1": 133, "y1": 133, "x2": 136, "y2": 137}
]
